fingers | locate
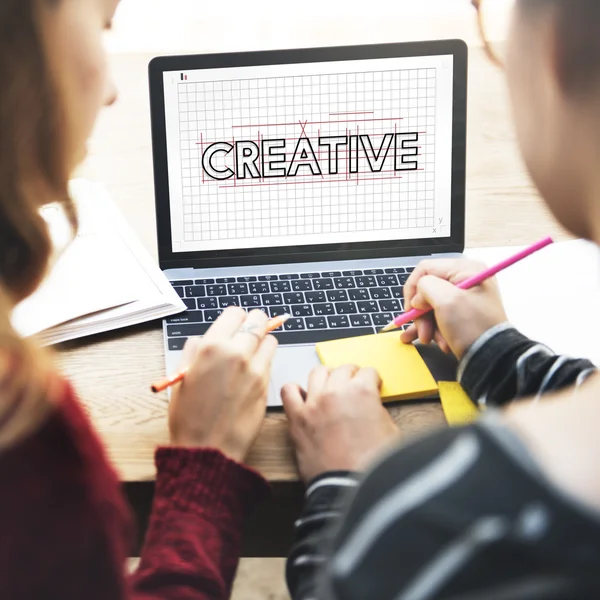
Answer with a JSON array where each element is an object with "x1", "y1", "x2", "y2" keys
[
  {"x1": 250, "y1": 333, "x2": 278, "y2": 375},
  {"x1": 400, "y1": 324, "x2": 417, "y2": 344},
  {"x1": 307, "y1": 365, "x2": 330, "y2": 400},
  {"x1": 328, "y1": 364, "x2": 359, "y2": 387},
  {"x1": 232, "y1": 309, "x2": 270, "y2": 358},
  {"x1": 203, "y1": 306, "x2": 247, "y2": 341},
  {"x1": 404, "y1": 258, "x2": 486, "y2": 309},
  {"x1": 434, "y1": 331, "x2": 451, "y2": 354},
  {"x1": 353, "y1": 367, "x2": 382, "y2": 391},
  {"x1": 416, "y1": 275, "x2": 463, "y2": 311},
  {"x1": 281, "y1": 383, "x2": 305, "y2": 419}
]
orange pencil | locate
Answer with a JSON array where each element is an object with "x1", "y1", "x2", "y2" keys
[{"x1": 151, "y1": 313, "x2": 290, "y2": 393}]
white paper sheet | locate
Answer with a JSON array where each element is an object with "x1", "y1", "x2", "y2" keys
[{"x1": 466, "y1": 239, "x2": 600, "y2": 366}]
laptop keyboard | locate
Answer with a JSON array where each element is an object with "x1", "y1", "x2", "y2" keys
[{"x1": 165, "y1": 267, "x2": 415, "y2": 350}]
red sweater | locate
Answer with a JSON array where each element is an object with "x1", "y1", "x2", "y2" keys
[{"x1": 0, "y1": 378, "x2": 269, "y2": 599}]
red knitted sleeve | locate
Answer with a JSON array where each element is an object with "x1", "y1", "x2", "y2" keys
[
  {"x1": 0, "y1": 376, "x2": 268, "y2": 600},
  {"x1": 129, "y1": 448, "x2": 269, "y2": 599}
]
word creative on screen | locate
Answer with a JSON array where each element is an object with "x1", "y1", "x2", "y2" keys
[{"x1": 200, "y1": 132, "x2": 421, "y2": 181}]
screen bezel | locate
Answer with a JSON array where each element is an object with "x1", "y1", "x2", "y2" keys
[{"x1": 149, "y1": 40, "x2": 468, "y2": 270}]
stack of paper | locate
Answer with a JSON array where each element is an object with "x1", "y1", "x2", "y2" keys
[{"x1": 11, "y1": 180, "x2": 185, "y2": 345}]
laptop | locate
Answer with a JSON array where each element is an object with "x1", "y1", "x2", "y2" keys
[{"x1": 148, "y1": 40, "x2": 468, "y2": 406}]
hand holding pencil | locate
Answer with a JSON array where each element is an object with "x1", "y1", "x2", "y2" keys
[
  {"x1": 163, "y1": 307, "x2": 285, "y2": 461},
  {"x1": 398, "y1": 238, "x2": 553, "y2": 358}
]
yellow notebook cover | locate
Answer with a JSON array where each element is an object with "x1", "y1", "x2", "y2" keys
[
  {"x1": 316, "y1": 333, "x2": 438, "y2": 403},
  {"x1": 438, "y1": 382, "x2": 480, "y2": 426}
]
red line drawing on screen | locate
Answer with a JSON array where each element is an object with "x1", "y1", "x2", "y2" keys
[{"x1": 177, "y1": 68, "x2": 437, "y2": 243}]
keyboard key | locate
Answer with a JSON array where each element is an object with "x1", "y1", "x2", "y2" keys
[
  {"x1": 292, "y1": 280, "x2": 312, "y2": 292},
  {"x1": 219, "y1": 296, "x2": 239, "y2": 308},
  {"x1": 328, "y1": 315, "x2": 350, "y2": 328},
  {"x1": 240, "y1": 295, "x2": 261, "y2": 307},
  {"x1": 377, "y1": 275, "x2": 398, "y2": 286},
  {"x1": 256, "y1": 306, "x2": 269, "y2": 315},
  {"x1": 306, "y1": 317, "x2": 327, "y2": 329},
  {"x1": 205, "y1": 310, "x2": 223, "y2": 322},
  {"x1": 168, "y1": 338, "x2": 187, "y2": 351},
  {"x1": 271, "y1": 328, "x2": 373, "y2": 345},
  {"x1": 228, "y1": 283, "x2": 248, "y2": 295},
  {"x1": 334, "y1": 277, "x2": 355, "y2": 289},
  {"x1": 263, "y1": 294, "x2": 283, "y2": 306},
  {"x1": 292, "y1": 305, "x2": 313, "y2": 317},
  {"x1": 173, "y1": 287, "x2": 184, "y2": 298},
  {"x1": 216, "y1": 277, "x2": 236, "y2": 283},
  {"x1": 364, "y1": 269, "x2": 384, "y2": 275},
  {"x1": 284, "y1": 318, "x2": 306, "y2": 331},
  {"x1": 406, "y1": 267, "x2": 415, "y2": 273},
  {"x1": 279, "y1": 274, "x2": 300, "y2": 280},
  {"x1": 197, "y1": 297, "x2": 218, "y2": 310},
  {"x1": 356, "y1": 276, "x2": 376, "y2": 288},
  {"x1": 227, "y1": 283, "x2": 249, "y2": 296},
  {"x1": 357, "y1": 301, "x2": 379, "y2": 313},
  {"x1": 372, "y1": 313, "x2": 394, "y2": 327},
  {"x1": 250, "y1": 282, "x2": 269, "y2": 294},
  {"x1": 349, "y1": 289, "x2": 369, "y2": 301},
  {"x1": 342, "y1": 270, "x2": 363, "y2": 276},
  {"x1": 314, "y1": 303, "x2": 335, "y2": 316},
  {"x1": 391, "y1": 286, "x2": 404, "y2": 299},
  {"x1": 380, "y1": 299, "x2": 402, "y2": 312},
  {"x1": 327, "y1": 290, "x2": 348, "y2": 302},
  {"x1": 351, "y1": 314, "x2": 372, "y2": 327},
  {"x1": 270, "y1": 281, "x2": 291, "y2": 293},
  {"x1": 195, "y1": 278, "x2": 215, "y2": 285},
  {"x1": 283, "y1": 292, "x2": 304, "y2": 305},
  {"x1": 183, "y1": 298, "x2": 196, "y2": 310},
  {"x1": 185, "y1": 285, "x2": 206, "y2": 298},
  {"x1": 172, "y1": 280, "x2": 194, "y2": 286},
  {"x1": 305, "y1": 291, "x2": 326, "y2": 303},
  {"x1": 166, "y1": 311, "x2": 205, "y2": 324},
  {"x1": 207, "y1": 285, "x2": 226, "y2": 296},
  {"x1": 384, "y1": 268, "x2": 406, "y2": 274},
  {"x1": 370, "y1": 288, "x2": 391, "y2": 300},
  {"x1": 167, "y1": 323, "x2": 210, "y2": 337},
  {"x1": 236, "y1": 276, "x2": 257, "y2": 282},
  {"x1": 321, "y1": 271, "x2": 342, "y2": 278},
  {"x1": 258, "y1": 275, "x2": 279, "y2": 281},
  {"x1": 335, "y1": 302, "x2": 358, "y2": 315},
  {"x1": 269, "y1": 305, "x2": 290, "y2": 318},
  {"x1": 398, "y1": 274, "x2": 410, "y2": 284},
  {"x1": 313, "y1": 278, "x2": 334, "y2": 290},
  {"x1": 300, "y1": 273, "x2": 321, "y2": 279}
]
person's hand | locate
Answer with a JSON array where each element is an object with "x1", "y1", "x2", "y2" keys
[
  {"x1": 400, "y1": 258, "x2": 508, "y2": 359},
  {"x1": 281, "y1": 365, "x2": 399, "y2": 483},
  {"x1": 168, "y1": 307, "x2": 278, "y2": 462}
]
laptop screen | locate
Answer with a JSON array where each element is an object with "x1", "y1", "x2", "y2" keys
[{"x1": 162, "y1": 53, "x2": 454, "y2": 255}]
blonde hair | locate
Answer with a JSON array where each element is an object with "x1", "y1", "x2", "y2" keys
[{"x1": 0, "y1": 0, "x2": 77, "y2": 448}]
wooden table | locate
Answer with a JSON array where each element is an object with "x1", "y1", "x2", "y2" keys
[{"x1": 57, "y1": 47, "x2": 569, "y2": 556}]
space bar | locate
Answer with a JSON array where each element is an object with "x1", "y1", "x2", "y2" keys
[{"x1": 272, "y1": 328, "x2": 374, "y2": 345}]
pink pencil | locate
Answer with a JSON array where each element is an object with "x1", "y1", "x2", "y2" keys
[{"x1": 379, "y1": 236, "x2": 554, "y2": 333}]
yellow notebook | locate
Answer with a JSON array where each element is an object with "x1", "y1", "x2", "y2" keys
[
  {"x1": 438, "y1": 382, "x2": 480, "y2": 426},
  {"x1": 316, "y1": 332, "x2": 438, "y2": 403}
]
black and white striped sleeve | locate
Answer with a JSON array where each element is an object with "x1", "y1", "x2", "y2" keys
[
  {"x1": 287, "y1": 472, "x2": 361, "y2": 600},
  {"x1": 458, "y1": 323, "x2": 596, "y2": 408},
  {"x1": 287, "y1": 422, "x2": 600, "y2": 600}
]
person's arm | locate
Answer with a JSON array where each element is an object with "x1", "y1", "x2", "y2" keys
[
  {"x1": 129, "y1": 448, "x2": 268, "y2": 600},
  {"x1": 288, "y1": 420, "x2": 600, "y2": 600},
  {"x1": 457, "y1": 323, "x2": 595, "y2": 407}
]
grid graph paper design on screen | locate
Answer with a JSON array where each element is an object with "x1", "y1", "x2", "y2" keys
[{"x1": 164, "y1": 55, "x2": 453, "y2": 253}]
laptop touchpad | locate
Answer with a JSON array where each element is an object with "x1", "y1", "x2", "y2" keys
[{"x1": 268, "y1": 345, "x2": 321, "y2": 407}]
